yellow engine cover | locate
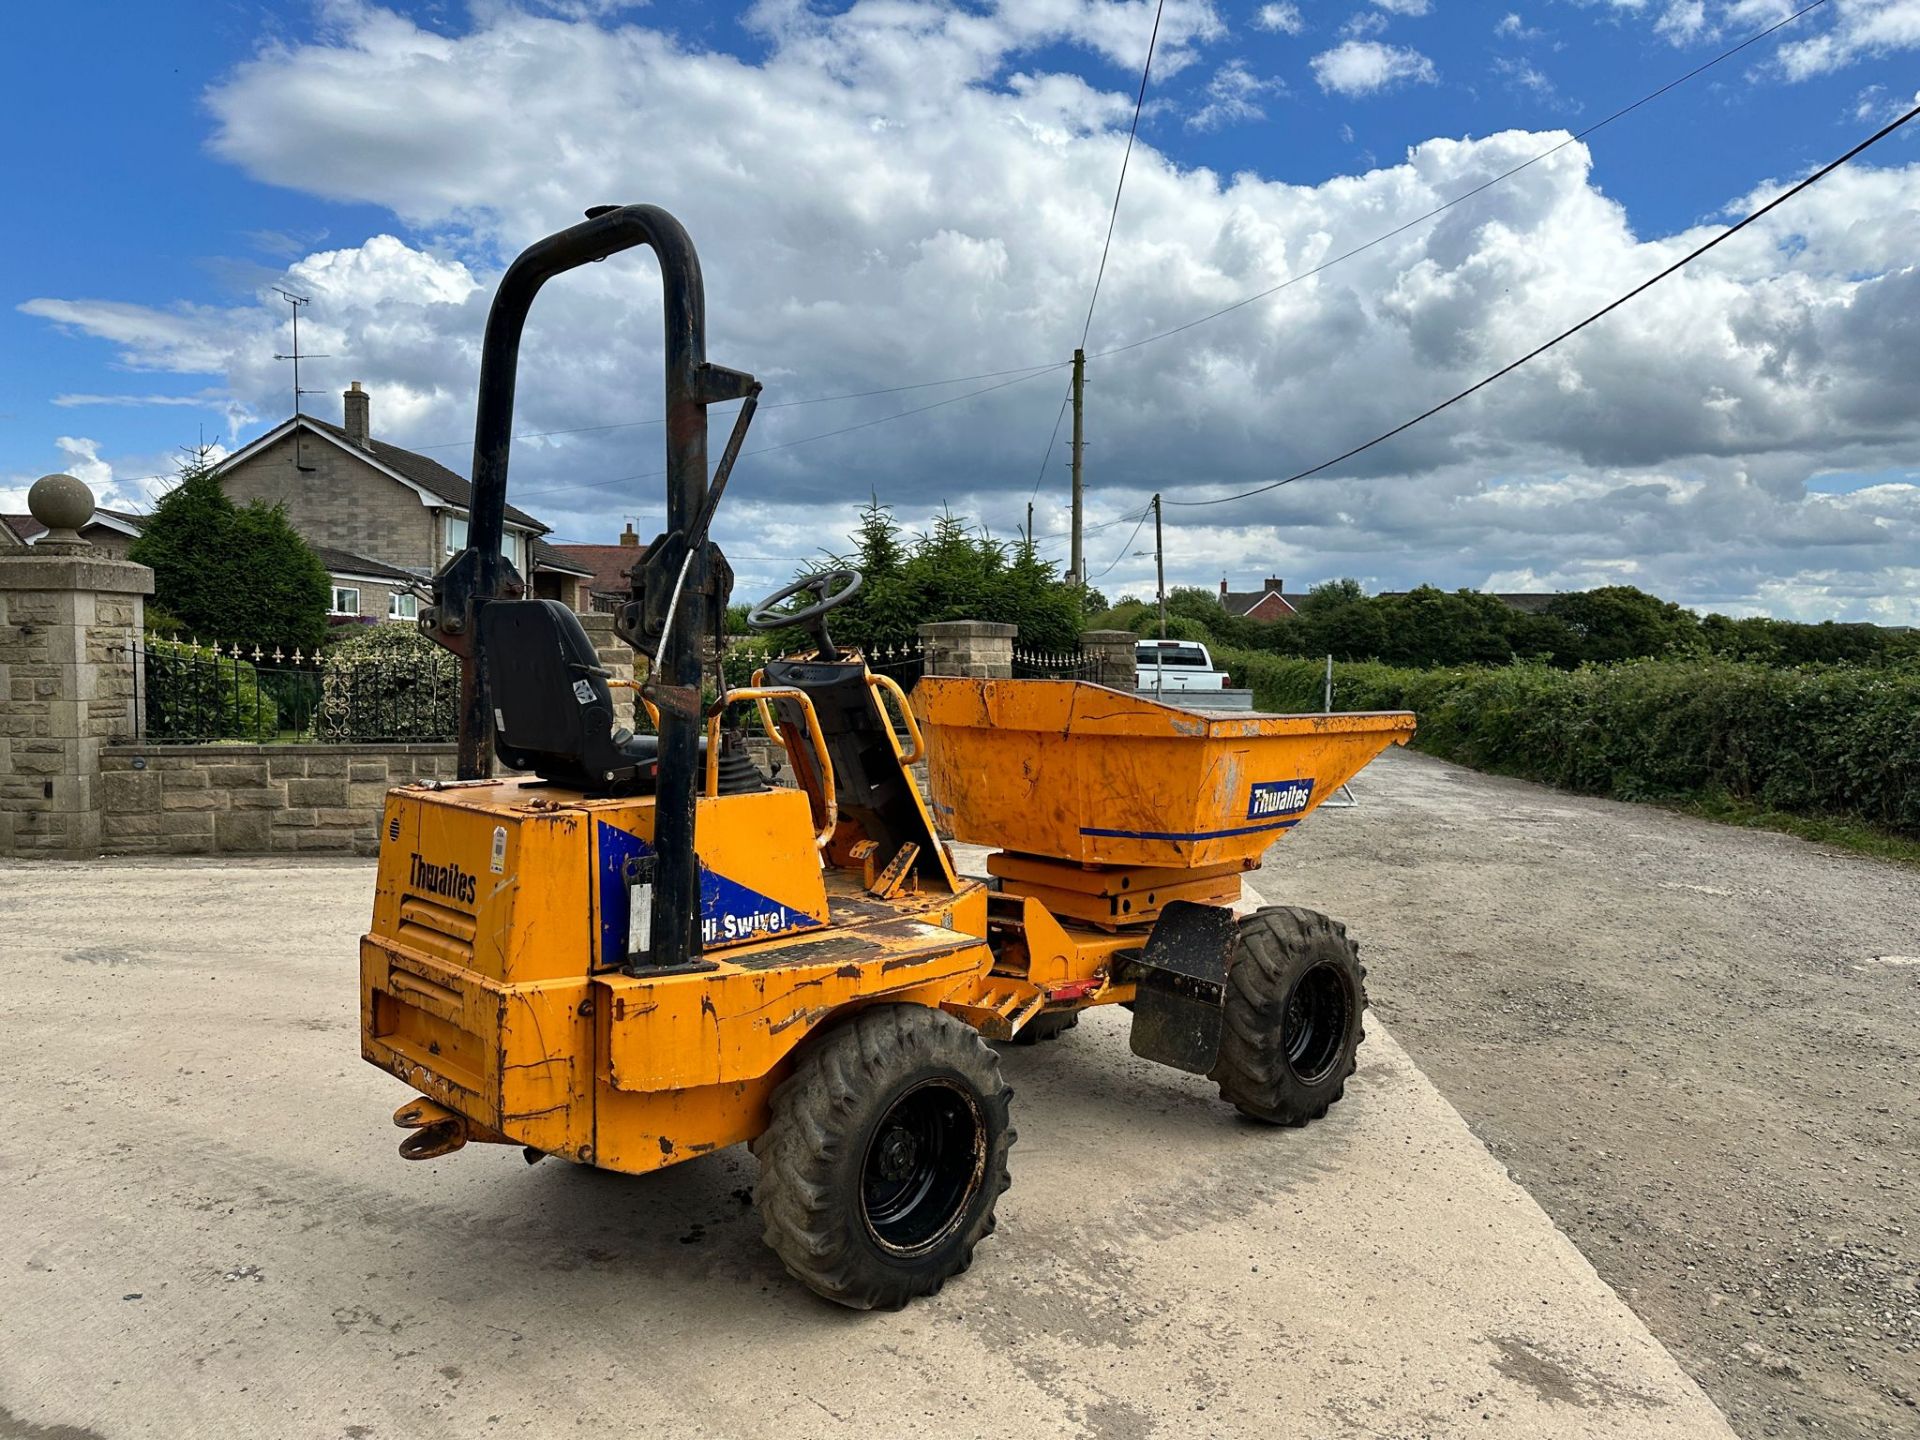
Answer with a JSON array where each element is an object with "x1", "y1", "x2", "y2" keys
[{"x1": 360, "y1": 775, "x2": 994, "y2": 1173}]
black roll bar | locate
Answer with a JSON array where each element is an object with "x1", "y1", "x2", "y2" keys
[{"x1": 429, "y1": 203, "x2": 750, "y2": 974}]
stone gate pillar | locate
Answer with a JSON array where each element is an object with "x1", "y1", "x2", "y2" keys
[
  {"x1": 1079, "y1": 629, "x2": 1137, "y2": 689},
  {"x1": 917, "y1": 621, "x2": 1015, "y2": 679},
  {"x1": 0, "y1": 475, "x2": 153, "y2": 858}
]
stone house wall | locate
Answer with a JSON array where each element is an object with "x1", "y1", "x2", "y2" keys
[{"x1": 220, "y1": 430, "x2": 440, "y2": 571}]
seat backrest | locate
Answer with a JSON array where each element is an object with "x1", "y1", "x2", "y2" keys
[{"x1": 479, "y1": 599, "x2": 630, "y2": 788}]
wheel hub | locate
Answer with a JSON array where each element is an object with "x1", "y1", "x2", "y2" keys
[
  {"x1": 876, "y1": 1127, "x2": 919, "y2": 1181},
  {"x1": 1282, "y1": 961, "x2": 1350, "y2": 1086},
  {"x1": 860, "y1": 1078, "x2": 986, "y2": 1256}
]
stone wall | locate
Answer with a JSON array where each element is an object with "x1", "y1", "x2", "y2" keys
[{"x1": 100, "y1": 743, "x2": 459, "y2": 856}]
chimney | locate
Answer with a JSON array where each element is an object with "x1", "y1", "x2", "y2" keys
[
  {"x1": 618, "y1": 522, "x2": 639, "y2": 548},
  {"x1": 1219, "y1": 578, "x2": 1229, "y2": 600},
  {"x1": 1265, "y1": 576, "x2": 1284, "y2": 595},
  {"x1": 343, "y1": 382, "x2": 371, "y2": 448}
]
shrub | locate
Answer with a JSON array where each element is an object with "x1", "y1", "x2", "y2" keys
[
  {"x1": 314, "y1": 625, "x2": 459, "y2": 742},
  {"x1": 1213, "y1": 648, "x2": 1920, "y2": 838},
  {"x1": 129, "y1": 451, "x2": 330, "y2": 650},
  {"x1": 142, "y1": 639, "x2": 280, "y2": 740}
]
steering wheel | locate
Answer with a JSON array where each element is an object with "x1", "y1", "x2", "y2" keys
[{"x1": 747, "y1": 569, "x2": 864, "y2": 660}]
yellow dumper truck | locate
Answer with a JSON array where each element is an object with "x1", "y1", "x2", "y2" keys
[{"x1": 360, "y1": 204, "x2": 1415, "y2": 1308}]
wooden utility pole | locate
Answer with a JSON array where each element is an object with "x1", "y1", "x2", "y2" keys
[
  {"x1": 1069, "y1": 347, "x2": 1086, "y2": 585},
  {"x1": 1153, "y1": 492, "x2": 1166, "y2": 641}
]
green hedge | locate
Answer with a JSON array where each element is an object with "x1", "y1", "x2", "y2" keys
[
  {"x1": 314, "y1": 625, "x2": 459, "y2": 742},
  {"x1": 1215, "y1": 649, "x2": 1920, "y2": 837}
]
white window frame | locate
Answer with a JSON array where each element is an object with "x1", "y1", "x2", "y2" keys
[
  {"x1": 445, "y1": 514, "x2": 523, "y2": 572},
  {"x1": 388, "y1": 591, "x2": 418, "y2": 622},
  {"x1": 330, "y1": 586, "x2": 362, "y2": 616}
]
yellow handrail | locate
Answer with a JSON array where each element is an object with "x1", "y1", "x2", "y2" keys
[
  {"x1": 866, "y1": 672, "x2": 925, "y2": 766},
  {"x1": 607, "y1": 677, "x2": 661, "y2": 730},
  {"x1": 705, "y1": 686, "x2": 837, "y2": 849},
  {"x1": 748, "y1": 668, "x2": 784, "y2": 752}
]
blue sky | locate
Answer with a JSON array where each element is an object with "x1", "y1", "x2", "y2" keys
[{"x1": 4, "y1": 1, "x2": 1917, "y2": 618}]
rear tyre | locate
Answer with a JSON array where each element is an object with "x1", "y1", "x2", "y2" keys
[
  {"x1": 752, "y1": 1005, "x2": 1014, "y2": 1310},
  {"x1": 1011, "y1": 1010, "x2": 1080, "y2": 1045},
  {"x1": 1210, "y1": 906, "x2": 1366, "y2": 1126}
]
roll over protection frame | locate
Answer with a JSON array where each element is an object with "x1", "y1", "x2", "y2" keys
[{"x1": 423, "y1": 203, "x2": 756, "y2": 976}]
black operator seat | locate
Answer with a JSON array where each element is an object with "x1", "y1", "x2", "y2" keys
[{"x1": 479, "y1": 599, "x2": 658, "y2": 793}]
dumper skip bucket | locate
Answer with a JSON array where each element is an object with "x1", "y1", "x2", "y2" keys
[{"x1": 913, "y1": 678, "x2": 1416, "y2": 870}]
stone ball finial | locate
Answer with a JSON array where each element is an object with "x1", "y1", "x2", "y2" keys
[{"x1": 28, "y1": 473, "x2": 96, "y2": 550}]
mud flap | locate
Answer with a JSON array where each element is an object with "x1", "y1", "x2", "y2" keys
[{"x1": 1127, "y1": 900, "x2": 1236, "y2": 1074}]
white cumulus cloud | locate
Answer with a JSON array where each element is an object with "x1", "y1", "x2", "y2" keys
[
  {"x1": 1252, "y1": 3, "x2": 1305, "y2": 33},
  {"x1": 1311, "y1": 39, "x2": 1439, "y2": 95}
]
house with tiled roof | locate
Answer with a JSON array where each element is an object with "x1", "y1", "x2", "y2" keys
[
  {"x1": 4, "y1": 506, "x2": 146, "y2": 559},
  {"x1": 1219, "y1": 576, "x2": 1298, "y2": 622},
  {"x1": 211, "y1": 382, "x2": 593, "y2": 623},
  {"x1": 544, "y1": 522, "x2": 649, "y2": 611}
]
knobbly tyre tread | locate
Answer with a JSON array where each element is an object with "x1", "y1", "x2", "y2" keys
[
  {"x1": 751, "y1": 1005, "x2": 1015, "y2": 1310},
  {"x1": 1010, "y1": 1010, "x2": 1080, "y2": 1045},
  {"x1": 1209, "y1": 905, "x2": 1368, "y2": 1125}
]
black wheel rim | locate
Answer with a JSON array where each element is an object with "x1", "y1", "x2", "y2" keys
[
  {"x1": 860, "y1": 1078, "x2": 985, "y2": 1256},
  {"x1": 1283, "y1": 962, "x2": 1350, "y2": 1085}
]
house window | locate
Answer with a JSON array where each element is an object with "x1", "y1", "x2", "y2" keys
[
  {"x1": 444, "y1": 515, "x2": 522, "y2": 571},
  {"x1": 331, "y1": 586, "x2": 361, "y2": 616},
  {"x1": 388, "y1": 592, "x2": 418, "y2": 622}
]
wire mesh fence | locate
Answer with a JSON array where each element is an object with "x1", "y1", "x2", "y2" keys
[{"x1": 126, "y1": 636, "x2": 459, "y2": 744}]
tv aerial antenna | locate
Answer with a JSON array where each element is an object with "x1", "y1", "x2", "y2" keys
[{"x1": 273, "y1": 288, "x2": 330, "y2": 472}]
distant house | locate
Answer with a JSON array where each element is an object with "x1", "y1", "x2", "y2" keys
[
  {"x1": 1219, "y1": 576, "x2": 1297, "y2": 622},
  {"x1": 3, "y1": 507, "x2": 145, "y2": 560},
  {"x1": 211, "y1": 382, "x2": 594, "y2": 623},
  {"x1": 1377, "y1": 591, "x2": 1560, "y2": 614},
  {"x1": 545, "y1": 522, "x2": 648, "y2": 611}
]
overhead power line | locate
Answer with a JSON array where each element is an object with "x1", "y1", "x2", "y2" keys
[
  {"x1": 1092, "y1": 503, "x2": 1154, "y2": 580},
  {"x1": 1164, "y1": 98, "x2": 1920, "y2": 513},
  {"x1": 1028, "y1": 382, "x2": 1073, "y2": 506},
  {"x1": 1090, "y1": 0, "x2": 1834, "y2": 364},
  {"x1": 1082, "y1": 0, "x2": 1167, "y2": 348}
]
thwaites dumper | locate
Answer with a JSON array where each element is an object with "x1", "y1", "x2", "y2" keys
[{"x1": 362, "y1": 205, "x2": 1416, "y2": 1309}]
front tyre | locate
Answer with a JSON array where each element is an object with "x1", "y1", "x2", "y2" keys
[
  {"x1": 751, "y1": 1005, "x2": 1014, "y2": 1310},
  {"x1": 1210, "y1": 906, "x2": 1367, "y2": 1125}
]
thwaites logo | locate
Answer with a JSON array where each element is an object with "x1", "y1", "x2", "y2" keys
[
  {"x1": 1247, "y1": 778, "x2": 1314, "y2": 820},
  {"x1": 409, "y1": 852, "x2": 478, "y2": 905}
]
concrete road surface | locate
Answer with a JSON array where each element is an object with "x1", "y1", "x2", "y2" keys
[{"x1": 1, "y1": 852, "x2": 1733, "y2": 1438}]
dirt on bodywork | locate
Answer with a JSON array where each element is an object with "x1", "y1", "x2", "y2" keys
[{"x1": 1267, "y1": 748, "x2": 1919, "y2": 1440}]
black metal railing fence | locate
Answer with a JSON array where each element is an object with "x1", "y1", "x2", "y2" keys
[{"x1": 128, "y1": 636, "x2": 458, "y2": 744}]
